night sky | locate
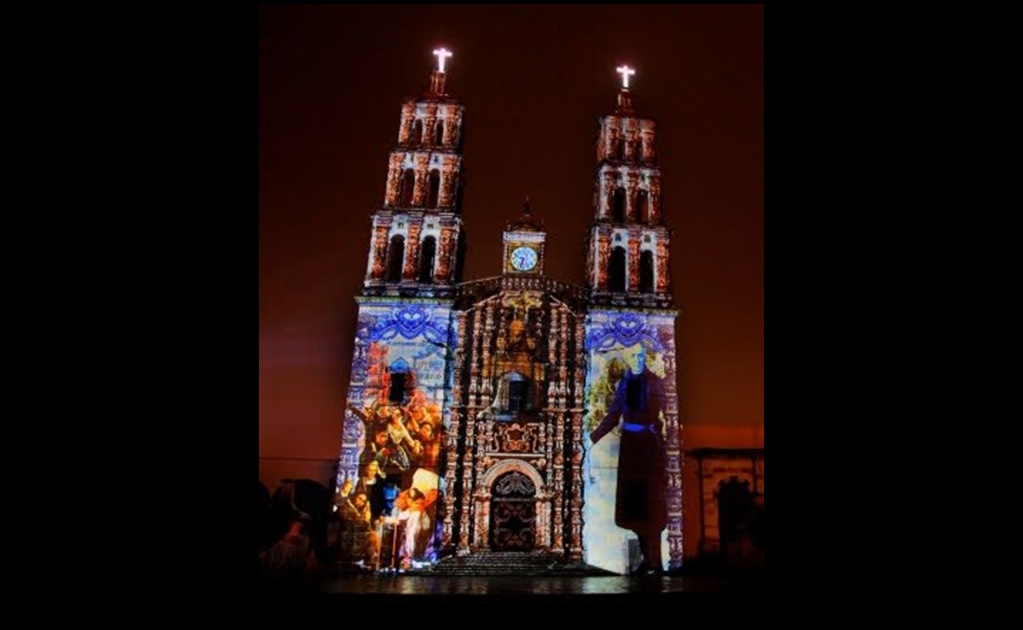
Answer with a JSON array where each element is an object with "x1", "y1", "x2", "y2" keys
[{"x1": 259, "y1": 5, "x2": 763, "y2": 462}]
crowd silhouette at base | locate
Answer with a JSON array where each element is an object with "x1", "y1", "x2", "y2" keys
[
  {"x1": 258, "y1": 474, "x2": 764, "y2": 589},
  {"x1": 258, "y1": 478, "x2": 333, "y2": 590}
]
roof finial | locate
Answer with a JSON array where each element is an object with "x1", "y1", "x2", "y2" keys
[
  {"x1": 616, "y1": 64, "x2": 635, "y2": 90},
  {"x1": 429, "y1": 47, "x2": 453, "y2": 94},
  {"x1": 505, "y1": 196, "x2": 543, "y2": 232},
  {"x1": 433, "y1": 48, "x2": 452, "y2": 73},
  {"x1": 615, "y1": 64, "x2": 636, "y2": 113}
]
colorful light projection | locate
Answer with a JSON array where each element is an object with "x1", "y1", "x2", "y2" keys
[
  {"x1": 335, "y1": 303, "x2": 455, "y2": 571},
  {"x1": 583, "y1": 311, "x2": 676, "y2": 574}
]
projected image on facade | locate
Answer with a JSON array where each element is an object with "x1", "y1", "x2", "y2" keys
[
  {"x1": 335, "y1": 303, "x2": 453, "y2": 571},
  {"x1": 583, "y1": 311, "x2": 678, "y2": 574}
]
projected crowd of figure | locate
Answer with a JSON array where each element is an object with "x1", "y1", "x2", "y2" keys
[{"x1": 336, "y1": 368, "x2": 444, "y2": 571}]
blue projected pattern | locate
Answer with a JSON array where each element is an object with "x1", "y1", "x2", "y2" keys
[
  {"x1": 585, "y1": 313, "x2": 664, "y2": 353},
  {"x1": 367, "y1": 305, "x2": 451, "y2": 347}
]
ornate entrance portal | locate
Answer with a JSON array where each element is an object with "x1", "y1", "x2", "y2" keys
[{"x1": 488, "y1": 471, "x2": 537, "y2": 551}]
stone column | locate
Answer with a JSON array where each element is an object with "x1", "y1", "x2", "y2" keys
[
  {"x1": 436, "y1": 225, "x2": 454, "y2": 282},
  {"x1": 661, "y1": 323, "x2": 684, "y2": 570},
  {"x1": 398, "y1": 102, "x2": 414, "y2": 144},
  {"x1": 442, "y1": 310, "x2": 467, "y2": 549},
  {"x1": 639, "y1": 120, "x2": 656, "y2": 163},
  {"x1": 368, "y1": 220, "x2": 390, "y2": 280},
  {"x1": 551, "y1": 411, "x2": 565, "y2": 555},
  {"x1": 439, "y1": 157, "x2": 457, "y2": 208},
  {"x1": 539, "y1": 494, "x2": 552, "y2": 549},
  {"x1": 412, "y1": 153, "x2": 430, "y2": 206},
  {"x1": 623, "y1": 119, "x2": 638, "y2": 162},
  {"x1": 596, "y1": 230, "x2": 611, "y2": 290},
  {"x1": 458, "y1": 308, "x2": 484, "y2": 552},
  {"x1": 423, "y1": 102, "x2": 438, "y2": 148},
  {"x1": 625, "y1": 170, "x2": 640, "y2": 222},
  {"x1": 481, "y1": 300, "x2": 495, "y2": 407},
  {"x1": 627, "y1": 230, "x2": 640, "y2": 291},
  {"x1": 573, "y1": 318, "x2": 585, "y2": 408},
  {"x1": 600, "y1": 170, "x2": 616, "y2": 219},
  {"x1": 473, "y1": 491, "x2": 491, "y2": 550},
  {"x1": 385, "y1": 153, "x2": 403, "y2": 206},
  {"x1": 648, "y1": 172, "x2": 661, "y2": 223},
  {"x1": 568, "y1": 410, "x2": 584, "y2": 560},
  {"x1": 403, "y1": 221, "x2": 421, "y2": 281},
  {"x1": 656, "y1": 239, "x2": 669, "y2": 293},
  {"x1": 558, "y1": 308, "x2": 569, "y2": 408}
]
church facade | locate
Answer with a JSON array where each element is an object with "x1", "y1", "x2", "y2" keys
[{"x1": 334, "y1": 52, "x2": 682, "y2": 575}]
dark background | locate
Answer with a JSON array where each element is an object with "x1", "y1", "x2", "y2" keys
[{"x1": 259, "y1": 5, "x2": 763, "y2": 462}]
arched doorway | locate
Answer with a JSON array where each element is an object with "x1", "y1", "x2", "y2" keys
[{"x1": 489, "y1": 471, "x2": 536, "y2": 551}]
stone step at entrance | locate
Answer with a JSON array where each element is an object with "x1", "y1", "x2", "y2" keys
[{"x1": 408, "y1": 551, "x2": 616, "y2": 577}]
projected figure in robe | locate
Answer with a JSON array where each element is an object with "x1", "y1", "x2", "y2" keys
[{"x1": 590, "y1": 344, "x2": 666, "y2": 574}]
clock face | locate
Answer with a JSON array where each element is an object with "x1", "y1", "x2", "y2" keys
[{"x1": 511, "y1": 246, "x2": 538, "y2": 271}]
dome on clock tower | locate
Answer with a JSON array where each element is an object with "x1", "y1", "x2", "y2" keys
[{"x1": 505, "y1": 197, "x2": 544, "y2": 232}]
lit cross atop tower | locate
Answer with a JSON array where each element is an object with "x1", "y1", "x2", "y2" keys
[
  {"x1": 433, "y1": 48, "x2": 453, "y2": 73},
  {"x1": 616, "y1": 65, "x2": 635, "y2": 89},
  {"x1": 429, "y1": 48, "x2": 453, "y2": 94}
]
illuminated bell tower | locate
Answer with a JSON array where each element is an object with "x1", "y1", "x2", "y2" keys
[
  {"x1": 586, "y1": 65, "x2": 671, "y2": 309},
  {"x1": 363, "y1": 47, "x2": 467, "y2": 298},
  {"x1": 336, "y1": 50, "x2": 465, "y2": 520},
  {"x1": 582, "y1": 66, "x2": 683, "y2": 573}
]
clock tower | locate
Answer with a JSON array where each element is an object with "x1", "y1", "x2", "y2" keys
[{"x1": 502, "y1": 198, "x2": 546, "y2": 275}]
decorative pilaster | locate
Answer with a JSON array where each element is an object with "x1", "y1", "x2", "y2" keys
[
  {"x1": 473, "y1": 491, "x2": 491, "y2": 550},
  {"x1": 627, "y1": 230, "x2": 640, "y2": 291},
  {"x1": 573, "y1": 319, "x2": 585, "y2": 407},
  {"x1": 625, "y1": 170, "x2": 640, "y2": 222},
  {"x1": 597, "y1": 230, "x2": 610, "y2": 289},
  {"x1": 649, "y1": 173, "x2": 661, "y2": 223},
  {"x1": 440, "y1": 105, "x2": 455, "y2": 146},
  {"x1": 469, "y1": 308, "x2": 483, "y2": 404},
  {"x1": 439, "y1": 158, "x2": 457, "y2": 207},
  {"x1": 424, "y1": 102, "x2": 438, "y2": 148},
  {"x1": 368, "y1": 221, "x2": 390, "y2": 280},
  {"x1": 548, "y1": 304, "x2": 559, "y2": 406},
  {"x1": 413, "y1": 153, "x2": 430, "y2": 205},
  {"x1": 557, "y1": 308, "x2": 569, "y2": 408},
  {"x1": 398, "y1": 102, "x2": 414, "y2": 144},
  {"x1": 551, "y1": 411, "x2": 565, "y2": 554},
  {"x1": 403, "y1": 221, "x2": 422, "y2": 281},
  {"x1": 442, "y1": 310, "x2": 468, "y2": 548},
  {"x1": 481, "y1": 300, "x2": 495, "y2": 405},
  {"x1": 436, "y1": 224, "x2": 454, "y2": 281},
  {"x1": 458, "y1": 427, "x2": 475, "y2": 552},
  {"x1": 639, "y1": 121, "x2": 656, "y2": 163},
  {"x1": 662, "y1": 327, "x2": 684, "y2": 569},
  {"x1": 458, "y1": 308, "x2": 484, "y2": 552},
  {"x1": 385, "y1": 153, "x2": 403, "y2": 206},
  {"x1": 446, "y1": 226, "x2": 460, "y2": 283},
  {"x1": 568, "y1": 410, "x2": 584, "y2": 560},
  {"x1": 601, "y1": 171, "x2": 615, "y2": 219},
  {"x1": 656, "y1": 238, "x2": 669, "y2": 293}
]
